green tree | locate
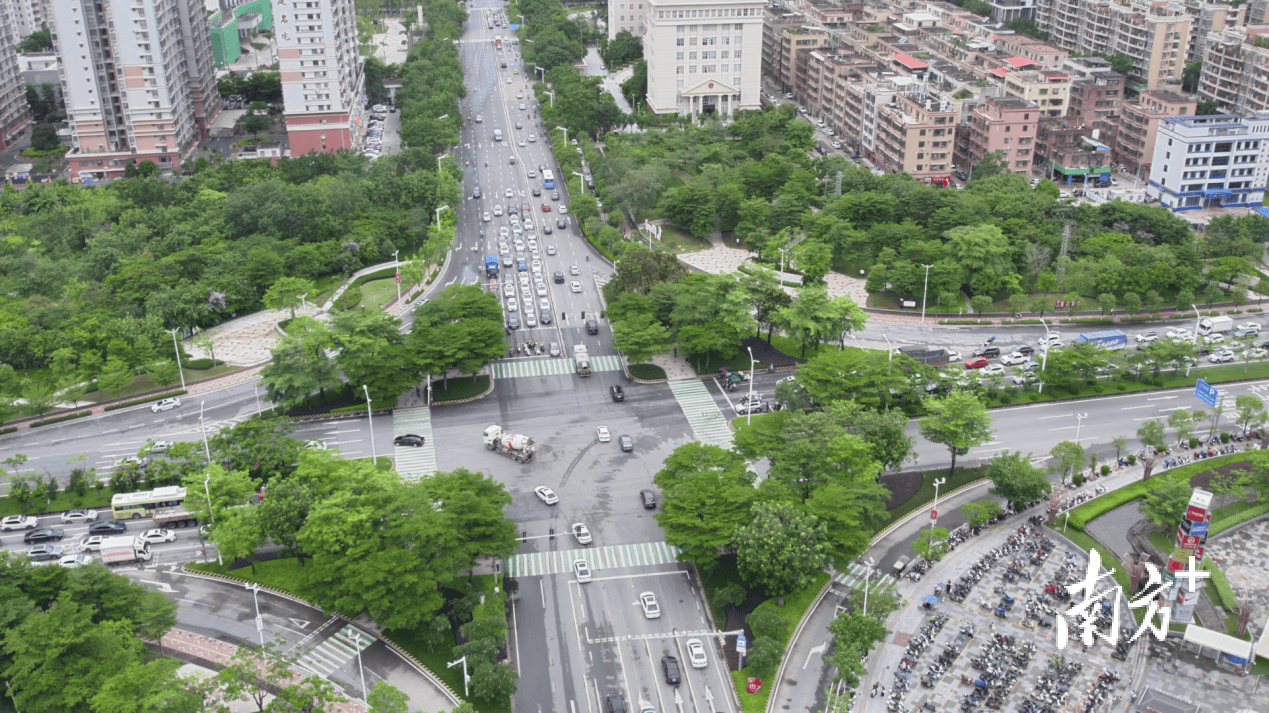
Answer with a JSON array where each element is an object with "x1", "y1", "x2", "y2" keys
[
  {"x1": 215, "y1": 640, "x2": 302, "y2": 713},
  {"x1": 611, "y1": 312, "x2": 672, "y2": 363},
  {"x1": 828, "y1": 611, "x2": 887, "y2": 687},
  {"x1": 653, "y1": 443, "x2": 757, "y2": 572},
  {"x1": 147, "y1": 359, "x2": 179, "y2": 388},
  {"x1": 30, "y1": 123, "x2": 60, "y2": 152},
  {"x1": 18, "y1": 28, "x2": 52, "y2": 53},
  {"x1": 970, "y1": 295, "x2": 992, "y2": 315},
  {"x1": 259, "y1": 318, "x2": 340, "y2": 410},
  {"x1": 409, "y1": 285, "x2": 508, "y2": 390},
  {"x1": 263, "y1": 276, "x2": 316, "y2": 319},
  {"x1": 805, "y1": 481, "x2": 891, "y2": 569},
  {"x1": 210, "y1": 507, "x2": 267, "y2": 574},
  {"x1": 732, "y1": 501, "x2": 829, "y2": 606},
  {"x1": 1098, "y1": 292, "x2": 1117, "y2": 315},
  {"x1": 658, "y1": 181, "x2": 715, "y2": 237},
  {"x1": 98, "y1": 356, "x2": 134, "y2": 396},
  {"x1": 1168, "y1": 409, "x2": 1199, "y2": 447},
  {"x1": 1048, "y1": 440, "x2": 1086, "y2": 485},
  {"x1": 918, "y1": 391, "x2": 994, "y2": 479},
  {"x1": 1235, "y1": 394, "x2": 1266, "y2": 435},
  {"x1": 1112, "y1": 435, "x2": 1129, "y2": 463},
  {"x1": 912, "y1": 526, "x2": 950, "y2": 561},
  {"x1": 421, "y1": 467, "x2": 518, "y2": 563},
  {"x1": 971, "y1": 150, "x2": 1006, "y2": 181},
  {"x1": 89, "y1": 658, "x2": 204, "y2": 713},
  {"x1": 329, "y1": 309, "x2": 419, "y2": 403},
  {"x1": 1140, "y1": 480, "x2": 1194, "y2": 527},
  {"x1": 962, "y1": 499, "x2": 1002, "y2": 527},
  {"x1": 208, "y1": 418, "x2": 301, "y2": 485},
  {"x1": 470, "y1": 662, "x2": 518, "y2": 702},
  {"x1": 1183, "y1": 60, "x2": 1202, "y2": 93},
  {"x1": 611, "y1": 246, "x2": 689, "y2": 295}
]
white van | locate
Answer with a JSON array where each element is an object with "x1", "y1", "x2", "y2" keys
[{"x1": 494, "y1": 129, "x2": 503, "y2": 141}]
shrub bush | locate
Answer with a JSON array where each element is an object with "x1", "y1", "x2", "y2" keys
[
  {"x1": 1127, "y1": 454, "x2": 1137, "y2": 465},
  {"x1": 1203, "y1": 559, "x2": 1241, "y2": 612},
  {"x1": 1073, "y1": 473, "x2": 1085, "y2": 486},
  {"x1": 29, "y1": 410, "x2": 92, "y2": 427},
  {"x1": 1101, "y1": 465, "x2": 1111, "y2": 476},
  {"x1": 185, "y1": 358, "x2": 223, "y2": 370},
  {"x1": 1210, "y1": 501, "x2": 1269, "y2": 537},
  {"x1": 333, "y1": 288, "x2": 361, "y2": 312},
  {"x1": 1189, "y1": 437, "x2": 1199, "y2": 448},
  {"x1": 103, "y1": 390, "x2": 189, "y2": 412},
  {"x1": 1221, "y1": 432, "x2": 1231, "y2": 443}
]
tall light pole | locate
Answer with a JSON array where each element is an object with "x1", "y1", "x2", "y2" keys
[
  {"x1": 862, "y1": 556, "x2": 875, "y2": 615},
  {"x1": 1074, "y1": 412, "x2": 1089, "y2": 444},
  {"x1": 1192, "y1": 304, "x2": 1202, "y2": 345},
  {"x1": 555, "y1": 125, "x2": 567, "y2": 148},
  {"x1": 199, "y1": 401, "x2": 212, "y2": 462},
  {"x1": 247, "y1": 583, "x2": 264, "y2": 646},
  {"x1": 518, "y1": 13, "x2": 525, "y2": 26},
  {"x1": 364, "y1": 385, "x2": 376, "y2": 465},
  {"x1": 434, "y1": 204, "x2": 450, "y2": 226},
  {"x1": 930, "y1": 477, "x2": 947, "y2": 532},
  {"x1": 393, "y1": 249, "x2": 402, "y2": 306},
  {"x1": 545, "y1": 88, "x2": 555, "y2": 108},
  {"x1": 202, "y1": 471, "x2": 223, "y2": 565},
  {"x1": 746, "y1": 346, "x2": 756, "y2": 425},
  {"x1": 882, "y1": 333, "x2": 893, "y2": 373},
  {"x1": 448, "y1": 656, "x2": 471, "y2": 697},
  {"x1": 436, "y1": 152, "x2": 449, "y2": 171},
  {"x1": 166, "y1": 328, "x2": 186, "y2": 390},
  {"x1": 777, "y1": 247, "x2": 788, "y2": 276},
  {"x1": 920, "y1": 263, "x2": 933, "y2": 325}
]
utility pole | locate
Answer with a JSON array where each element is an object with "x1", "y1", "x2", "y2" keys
[{"x1": 1056, "y1": 223, "x2": 1071, "y2": 289}]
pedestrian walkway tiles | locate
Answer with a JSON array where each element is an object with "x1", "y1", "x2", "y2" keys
[
  {"x1": 834, "y1": 562, "x2": 898, "y2": 591},
  {"x1": 506, "y1": 540, "x2": 681, "y2": 577},
  {"x1": 489, "y1": 354, "x2": 623, "y2": 379},
  {"x1": 297, "y1": 625, "x2": 375, "y2": 677},
  {"x1": 393, "y1": 407, "x2": 437, "y2": 480},
  {"x1": 666, "y1": 379, "x2": 733, "y2": 447}
]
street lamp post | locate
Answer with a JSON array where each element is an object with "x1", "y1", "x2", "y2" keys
[
  {"x1": 436, "y1": 153, "x2": 449, "y2": 171},
  {"x1": 746, "y1": 347, "x2": 756, "y2": 425},
  {"x1": 882, "y1": 333, "x2": 893, "y2": 373},
  {"x1": 166, "y1": 328, "x2": 186, "y2": 390},
  {"x1": 434, "y1": 204, "x2": 450, "y2": 226},
  {"x1": 1074, "y1": 412, "x2": 1088, "y2": 444},
  {"x1": 555, "y1": 125, "x2": 567, "y2": 148},
  {"x1": 920, "y1": 263, "x2": 933, "y2": 325},
  {"x1": 447, "y1": 656, "x2": 471, "y2": 697},
  {"x1": 199, "y1": 401, "x2": 212, "y2": 462},
  {"x1": 777, "y1": 247, "x2": 788, "y2": 276},
  {"x1": 247, "y1": 583, "x2": 264, "y2": 646},
  {"x1": 1192, "y1": 303, "x2": 1202, "y2": 344},
  {"x1": 545, "y1": 89, "x2": 555, "y2": 108},
  {"x1": 364, "y1": 385, "x2": 376, "y2": 465},
  {"x1": 930, "y1": 477, "x2": 947, "y2": 532},
  {"x1": 202, "y1": 471, "x2": 223, "y2": 566},
  {"x1": 862, "y1": 556, "x2": 875, "y2": 615},
  {"x1": 393, "y1": 249, "x2": 402, "y2": 306}
]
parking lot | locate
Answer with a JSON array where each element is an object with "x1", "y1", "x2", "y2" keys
[{"x1": 361, "y1": 104, "x2": 402, "y2": 160}]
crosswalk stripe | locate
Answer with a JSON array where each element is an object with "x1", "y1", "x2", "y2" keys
[
  {"x1": 666, "y1": 380, "x2": 733, "y2": 447},
  {"x1": 490, "y1": 354, "x2": 624, "y2": 379},
  {"x1": 297, "y1": 625, "x2": 374, "y2": 676},
  {"x1": 393, "y1": 407, "x2": 438, "y2": 479},
  {"x1": 506, "y1": 541, "x2": 682, "y2": 577}
]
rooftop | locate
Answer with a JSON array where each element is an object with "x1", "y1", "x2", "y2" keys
[{"x1": 892, "y1": 53, "x2": 930, "y2": 70}]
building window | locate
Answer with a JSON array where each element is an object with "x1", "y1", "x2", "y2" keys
[
  {"x1": 689, "y1": 65, "x2": 697, "y2": 73},
  {"x1": 677, "y1": 52, "x2": 684, "y2": 60},
  {"x1": 689, "y1": 51, "x2": 697, "y2": 60}
]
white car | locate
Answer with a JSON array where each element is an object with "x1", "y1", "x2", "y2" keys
[
  {"x1": 685, "y1": 638, "x2": 708, "y2": 668},
  {"x1": 559, "y1": 205, "x2": 568, "y2": 214},
  {"x1": 54, "y1": 553, "x2": 95, "y2": 568},
  {"x1": 534, "y1": 485, "x2": 559, "y2": 505},
  {"x1": 60, "y1": 509, "x2": 98, "y2": 524},
  {"x1": 547, "y1": 245, "x2": 557, "y2": 255},
  {"x1": 570, "y1": 265, "x2": 580, "y2": 276},
  {"x1": 1237, "y1": 322, "x2": 1262, "y2": 332},
  {"x1": 518, "y1": 139, "x2": 526, "y2": 147},
  {"x1": 573, "y1": 559, "x2": 592, "y2": 583},
  {"x1": 148, "y1": 440, "x2": 174, "y2": 453},
  {"x1": 1167, "y1": 328, "x2": 1194, "y2": 340},
  {"x1": 499, "y1": 226, "x2": 510, "y2": 238},
  {"x1": 999, "y1": 352, "x2": 1028, "y2": 365},
  {"x1": 1135, "y1": 332, "x2": 1159, "y2": 343},
  {"x1": 535, "y1": 282, "x2": 548, "y2": 296},
  {"x1": 597, "y1": 426, "x2": 611, "y2": 442},
  {"x1": 482, "y1": 212, "x2": 491, "y2": 222},
  {"x1": 138, "y1": 528, "x2": 176, "y2": 544},
  {"x1": 1210, "y1": 349, "x2": 1236, "y2": 363},
  {"x1": 78, "y1": 535, "x2": 106, "y2": 552},
  {"x1": 1203, "y1": 334, "x2": 1226, "y2": 345},
  {"x1": 1249, "y1": 348, "x2": 1268, "y2": 360},
  {"x1": 570, "y1": 281, "x2": 582, "y2": 293},
  {"x1": 980, "y1": 364, "x2": 1005, "y2": 376},
  {"x1": 506, "y1": 298, "x2": 519, "y2": 312},
  {"x1": 639, "y1": 591, "x2": 661, "y2": 619},
  {"x1": 505, "y1": 188, "x2": 514, "y2": 198},
  {"x1": 1037, "y1": 334, "x2": 1063, "y2": 347},
  {"x1": 1, "y1": 515, "x2": 37, "y2": 531},
  {"x1": 531, "y1": 259, "x2": 542, "y2": 272},
  {"x1": 571, "y1": 523, "x2": 592, "y2": 545},
  {"x1": 494, "y1": 205, "x2": 504, "y2": 216},
  {"x1": 503, "y1": 283, "x2": 516, "y2": 297},
  {"x1": 830, "y1": 141, "x2": 842, "y2": 150},
  {"x1": 539, "y1": 297, "x2": 550, "y2": 310},
  {"x1": 151, "y1": 397, "x2": 181, "y2": 412}
]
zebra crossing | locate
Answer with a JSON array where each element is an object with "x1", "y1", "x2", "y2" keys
[
  {"x1": 834, "y1": 562, "x2": 897, "y2": 591},
  {"x1": 489, "y1": 354, "x2": 623, "y2": 379},
  {"x1": 666, "y1": 379, "x2": 733, "y2": 447},
  {"x1": 393, "y1": 407, "x2": 437, "y2": 480},
  {"x1": 297, "y1": 625, "x2": 375, "y2": 677},
  {"x1": 505, "y1": 540, "x2": 681, "y2": 577}
]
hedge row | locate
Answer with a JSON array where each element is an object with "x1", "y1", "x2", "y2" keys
[
  {"x1": 29, "y1": 410, "x2": 92, "y2": 428},
  {"x1": 185, "y1": 358, "x2": 223, "y2": 370},
  {"x1": 103, "y1": 390, "x2": 188, "y2": 412},
  {"x1": 938, "y1": 319, "x2": 992, "y2": 325},
  {"x1": 0, "y1": 426, "x2": 16, "y2": 435},
  {"x1": 1063, "y1": 454, "x2": 1248, "y2": 531},
  {"x1": 1202, "y1": 558, "x2": 1241, "y2": 613},
  {"x1": 1211, "y1": 501, "x2": 1269, "y2": 537},
  {"x1": 1058, "y1": 317, "x2": 1113, "y2": 324},
  {"x1": 1001, "y1": 319, "x2": 1044, "y2": 325}
]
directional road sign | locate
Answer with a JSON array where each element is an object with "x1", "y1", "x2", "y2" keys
[
  {"x1": 1195, "y1": 378, "x2": 1219, "y2": 408},
  {"x1": 736, "y1": 633, "x2": 747, "y2": 654}
]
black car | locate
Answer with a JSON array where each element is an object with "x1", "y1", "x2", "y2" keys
[
  {"x1": 586, "y1": 320, "x2": 599, "y2": 335},
  {"x1": 88, "y1": 521, "x2": 126, "y2": 535},
  {"x1": 557, "y1": 218, "x2": 567, "y2": 229},
  {"x1": 1014, "y1": 345, "x2": 1035, "y2": 356},
  {"x1": 606, "y1": 695, "x2": 626, "y2": 713},
  {"x1": 23, "y1": 528, "x2": 64, "y2": 544},
  {"x1": 472, "y1": 187, "x2": 481, "y2": 199},
  {"x1": 610, "y1": 385, "x2": 625, "y2": 402},
  {"x1": 972, "y1": 346, "x2": 1001, "y2": 359},
  {"x1": 619, "y1": 435, "x2": 634, "y2": 452},
  {"x1": 662, "y1": 655, "x2": 682, "y2": 685},
  {"x1": 640, "y1": 489, "x2": 657, "y2": 509},
  {"x1": 508, "y1": 313, "x2": 521, "y2": 329},
  {"x1": 551, "y1": 191, "x2": 560, "y2": 201},
  {"x1": 394, "y1": 434, "x2": 426, "y2": 447},
  {"x1": 26, "y1": 545, "x2": 63, "y2": 562},
  {"x1": 532, "y1": 187, "x2": 541, "y2": 196},
  {"x1": 540, "y1": 310, "x2": 553, "y2": 325},
  {"x1": 554, "y1": 271, "x2": 565, "y2": 284}
]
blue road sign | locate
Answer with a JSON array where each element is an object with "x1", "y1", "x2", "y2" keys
[
  {"x1": 1195, "y1": 378, "x2": 1219, "y2": 408},
  {"x1": 509, "y1": 23, "x2": 520, "y2": 29},
  {"x1": 736, "y1": 634, "x2": 747, "y2": 654}
]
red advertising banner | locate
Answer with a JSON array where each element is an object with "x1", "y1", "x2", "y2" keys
[
  {"x1": 1166, "y1": 558, "x2": 1188, "y2": 574},
  {"x1": 1186, "y1": 505, "x2": 1210, "y2": 521},
  {"x1": 747, "y1": 678, "x2": 763, "y2": 694}
]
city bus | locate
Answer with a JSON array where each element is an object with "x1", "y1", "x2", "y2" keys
[
  {"x1": 112, "y1": 486, "x2": 187, "y2": 520},
  {"x1": 542, "y1": 169, "x2": 555, "y2": 189}
]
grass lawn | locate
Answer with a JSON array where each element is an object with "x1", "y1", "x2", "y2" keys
[
  {"x1": 882, "y1": 464, "x2": 991, "y2": 527},
  {"x1": 0, "y1": 487, "x2": 116, "y2": 517},
  {"x1": 360, "y1": 277, "x2": 402, "y2": 310},
  {"x1": 430, "y1": 375, "x2": 490, "y2": 402},
  {"x1": 79, "y1": 364, "x2": 239, "y2": 403},
  {"x1": 188, "y1": 557, "x2": 309, "y2": 599},
  {"x1": 702, "y1": 336, "x2": 826, "y2": 375},
  {"x1": 312, "y1": 274, "x2": 344, "y2": 306},
  {"x1": 629, "y1": 363, "x2": 667, "y2": 380},
  {"x1": 655, "y1": 225, "x2": 712, "y2": 254},
  {"x1": 732, "y1": 571, "x2": 831, "y2": 713},
  {"x1": 868, "y1": 292, "x2": 961, "y2": 313}
]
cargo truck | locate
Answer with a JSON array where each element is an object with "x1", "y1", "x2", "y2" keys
[
  {"x1": 1198, "y1": 315, "x2": 1234, "y2": 336},
  {"x1": 485, "y1": 254, "x2": 499, "y2": 278},
  {"x1": 99, "y1": 536, "x2": 153, "y2": 565},
  {"x1": 573, "y1": 344, "x2": 591, "y2": 376},
  {"x1": 1074, "y1": 329, "x2": 1127, "y2": 350},
  {"x1": 483, "y1": 425, "x2": 536, "y2": 463},
  {"x1": 151, "y1": 505, "x2": 198, "y2": 529}
]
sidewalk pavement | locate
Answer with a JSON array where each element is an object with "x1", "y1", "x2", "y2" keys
[{"x1": 647, "y1": 350, "x2": 698, "y2": 380}]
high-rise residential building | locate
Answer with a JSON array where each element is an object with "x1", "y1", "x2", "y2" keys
[
  {"x1": 275, "y1": 0, "x2": 364, "y2": 154},
  {"x1": 873, "y1": 87, "x2": 958, "y2": 184},
  {"x1": 1198, "y1": 26, "x2": 1269, "y2": 116},
  {"x1": 49, "y1": 0, "x2": 218, "y2": 178},
  {"x1": 1182, "y1": 0, "x2": 1241, "y2": 62},
  {"x1": 1115, "y1": 89, "x2": 1195, "y2": 179},
  {"x1": 0, "y1": 0, "x2": 30, "y2": 152},
  {"x1": 1002, "y1": 69, "x2": 1071, "y2": 118},
  {"x1": 6, "y1": 0, "x2": 43, "y2": 39},
  {"x1": 643, "y1": 0, "x2": 764, "y2": 116},
  {"x1": 986, "y1": 0, "x2": 1037, "y2": 24},
  {"x1": 209, "y1": 0, "x2": 274, "y2": 67},
  {"x1": 1034, "y1": 0, "x2": 1191, "y2": 90},
  {"x1": 953, "y1": 95, "x2": 1039, "y2": 175},
  {"x1": 768, "y1": 25, "x2": 829, "y2": 98},
  {"x1": 610, "y1": 0, "x2": 648, "y2": 38},
  {"x1": 1145, "y1": 112, "x2": 1269, "y2": 211}
]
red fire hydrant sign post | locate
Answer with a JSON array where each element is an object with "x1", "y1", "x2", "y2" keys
[
  {"x1": 747, "y1": 678, "x2": 763, "y2": 694},
  {"x1": 930, "y1": 509, "x2": 938, "y2": 521}
]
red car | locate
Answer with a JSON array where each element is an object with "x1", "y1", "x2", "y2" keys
[
  {"x1": 965, "y1": 356, "x2": 989, "y2": 369},
  {"x1": 541, "y1": 203, "x2": 552, "y2": 212}
]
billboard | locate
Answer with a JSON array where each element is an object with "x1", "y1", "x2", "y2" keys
[{"x1": 1167, "y1": 489, "x2": 1214, "y2": 624}]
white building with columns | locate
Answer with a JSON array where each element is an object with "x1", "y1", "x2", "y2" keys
[{"x1": 642, "y1": 0, "x2": 764, "y2": 116}]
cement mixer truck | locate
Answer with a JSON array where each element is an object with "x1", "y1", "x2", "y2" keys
[{"x1": 483, "y1": 425, "x2": 536, "y2": 463}]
